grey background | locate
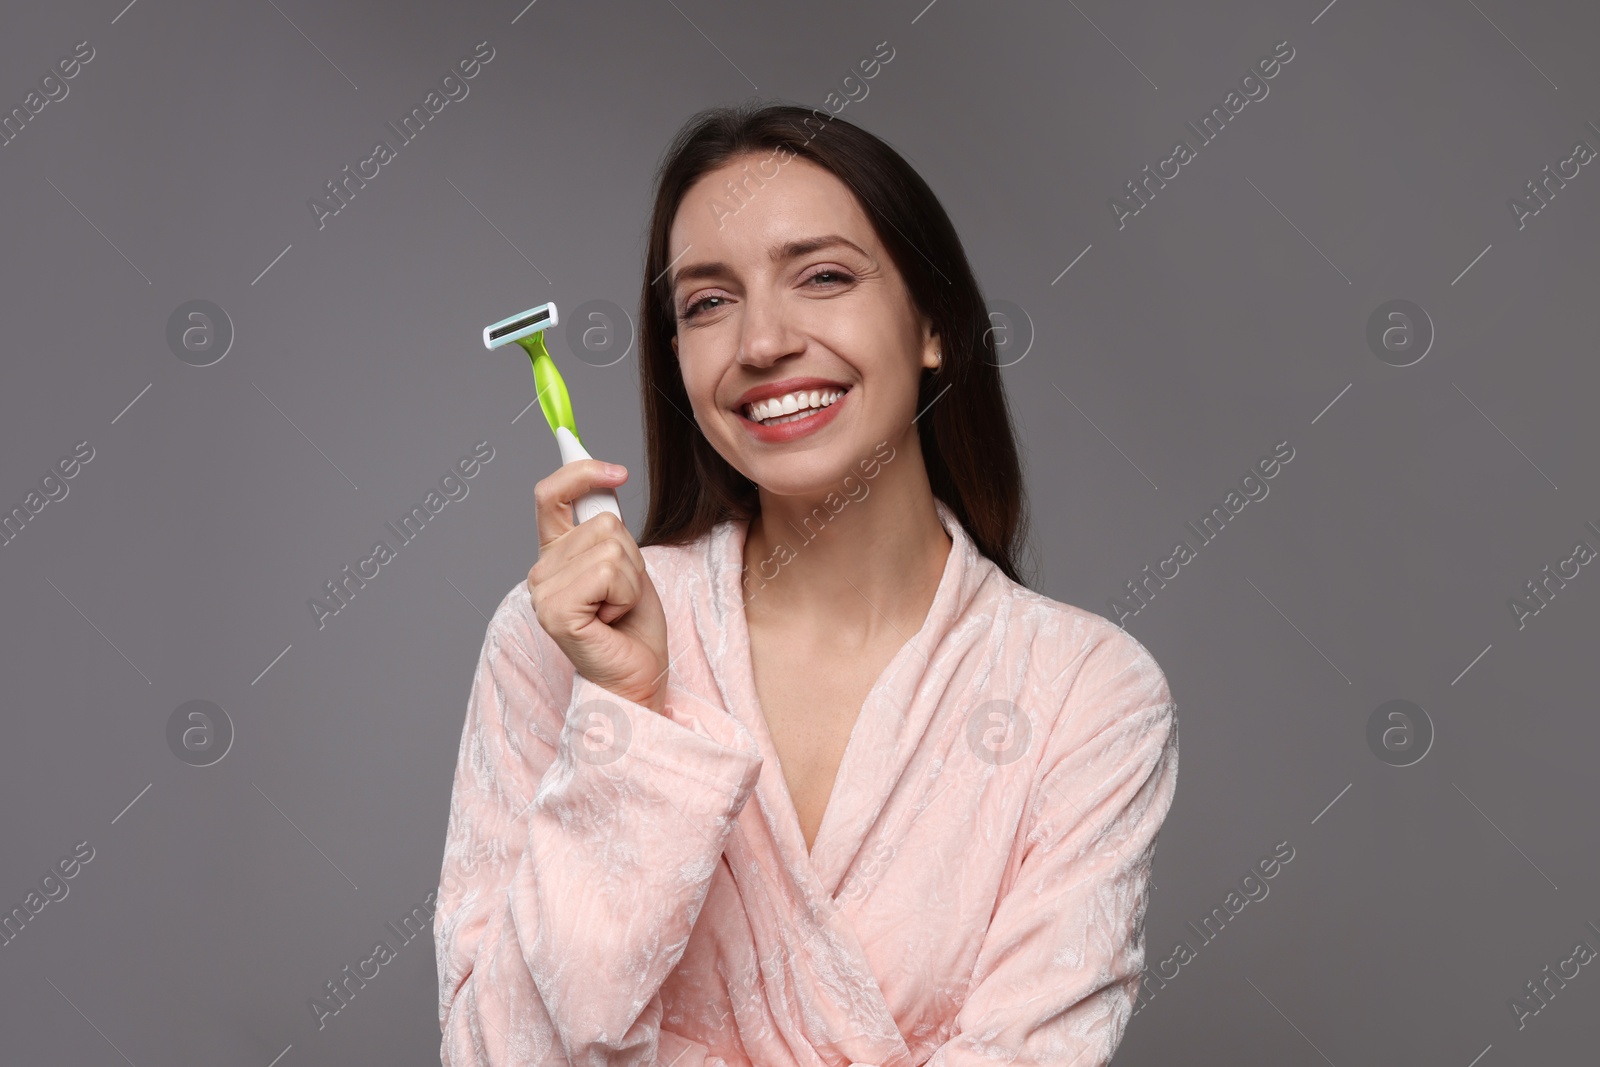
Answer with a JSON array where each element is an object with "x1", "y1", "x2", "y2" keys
[{"x1": 2, "y1": 0, "x2": 1596, "y2": 1063}]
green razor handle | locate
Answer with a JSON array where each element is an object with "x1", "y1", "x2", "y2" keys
[{"x1": 482, "y1": 302, "x2": 623, "y2": 524}]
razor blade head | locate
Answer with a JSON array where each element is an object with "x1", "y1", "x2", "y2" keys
[{"x1": 483, "y1": 302, "x2": 560, "y2": 350}]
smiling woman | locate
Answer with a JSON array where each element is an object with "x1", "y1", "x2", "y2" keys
[{"x1": 434, "y1": 102, "x2": 1180, "y2": 1067}]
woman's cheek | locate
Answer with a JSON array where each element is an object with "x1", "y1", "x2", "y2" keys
[{"x1": 682, "y1": 369, "x2": 721, "y2": 431}]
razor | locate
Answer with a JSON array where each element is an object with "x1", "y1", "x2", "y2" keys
[{"x1": 483, "y1": 301, "x2": 623, "y2": 525}]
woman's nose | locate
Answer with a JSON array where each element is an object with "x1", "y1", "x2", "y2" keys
[{"x1": 737, "y1": 293, "x2": 803, "y2": 368}]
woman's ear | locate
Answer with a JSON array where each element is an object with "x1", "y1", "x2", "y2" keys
[{"x1": 920, "y1": 324, "x2": 941, "y2": 371}]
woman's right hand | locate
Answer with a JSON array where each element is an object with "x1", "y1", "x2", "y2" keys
[{"x1": 528, "y1": 460, "x2": 669, "y2": 715}]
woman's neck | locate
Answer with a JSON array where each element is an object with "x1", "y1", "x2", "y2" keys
[{"x1": 741, "y1": 436, "x2": 952, "y2": 646}]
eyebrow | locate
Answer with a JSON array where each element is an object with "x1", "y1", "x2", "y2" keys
[{"x1": 669, "y1": 235, "x2": 869, "y2": 292}]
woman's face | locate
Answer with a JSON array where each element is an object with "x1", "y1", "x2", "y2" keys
[{"x1": 667, "y1": 152, "x2": 939, "y2": 498}]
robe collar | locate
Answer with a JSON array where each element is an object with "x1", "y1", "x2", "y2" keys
[{"x1": 670, "y1": 497, "x2": 1004, "y2": 1066}]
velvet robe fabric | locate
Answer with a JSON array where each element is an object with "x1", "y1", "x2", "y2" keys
[{"x1": 435, "y1": 498, "x2": 1178, "y2": 1066}]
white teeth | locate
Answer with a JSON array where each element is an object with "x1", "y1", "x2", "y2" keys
[{"x1": 746, "y1": 387, "x2": 845, "y2": 424}]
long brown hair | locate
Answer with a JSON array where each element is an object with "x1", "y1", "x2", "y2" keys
[{"x1": 635, "y1": 101, "x2": 1032, "y2": 587}]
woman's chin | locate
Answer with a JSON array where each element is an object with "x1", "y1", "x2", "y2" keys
[{"x1": 743, "y1": 456, "x2": 877, "y2": 502}]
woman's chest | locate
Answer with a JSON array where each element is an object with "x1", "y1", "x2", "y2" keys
[
  {"x1": 752, "y1": 655, "x2": 883, "y2": 857},
  {"x1": 747, "y1": 626, "x2": 903, "y2": 854}
]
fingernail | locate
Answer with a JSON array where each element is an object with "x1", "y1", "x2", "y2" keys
[{"x1": 606, "y1": 464, "x2": 625, "y2": 476}]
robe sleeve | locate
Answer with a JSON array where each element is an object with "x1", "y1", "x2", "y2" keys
[
  {"x1": 914, "y1": 626, "x2": 1180, "y2": 1067},
  {"x1": 434, "y1": 590, "x2": 765, "y2": 1066}
]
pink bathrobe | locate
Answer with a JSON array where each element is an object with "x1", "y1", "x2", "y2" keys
[{"x1": 434, "y1": 497, "x2": 1178, "y2": 1066}]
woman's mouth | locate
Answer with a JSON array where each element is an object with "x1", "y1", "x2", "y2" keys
[{"x1": 738, "y1": 386, "x2": 850, "y2": 442}]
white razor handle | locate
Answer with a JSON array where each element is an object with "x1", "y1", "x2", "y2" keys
[{"x1": 554, "y1": 426, "x2": 623, "y2": 525}]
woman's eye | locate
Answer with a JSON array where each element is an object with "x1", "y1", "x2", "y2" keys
[
  {"x1": 681, "y1": 295, "x2": 726, "y2": 319},
  {"x1": 680, "y1": 271, "x2": 853, "y2": 319}
]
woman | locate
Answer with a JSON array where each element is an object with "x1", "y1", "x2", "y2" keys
[{"x1": 434, "y1": 102, "x2": 1178, "y2": 1067}]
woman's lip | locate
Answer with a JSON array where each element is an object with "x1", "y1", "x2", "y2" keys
[
  {"x1": 733, "y1": 378, "x2": 852, "y2": 409},
  {"x1": 738, "y1": 387, "x2": 849, "y2": 443}
]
